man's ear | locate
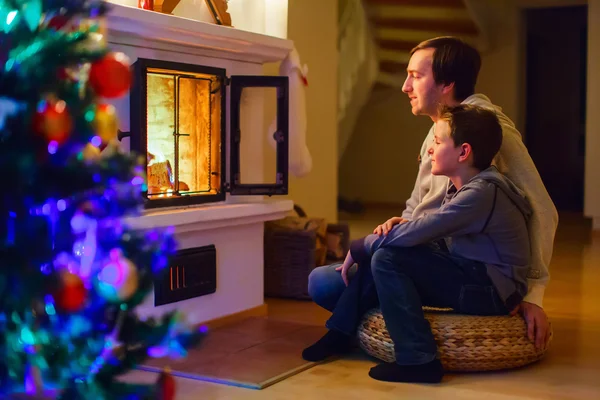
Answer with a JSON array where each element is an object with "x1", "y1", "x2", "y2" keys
[
  {"x1": 458, "y1": 143, "x2": 472, "y2": 163},
  {"x1": 442, "y1": 81, "x2": 455, "y2": 96}
]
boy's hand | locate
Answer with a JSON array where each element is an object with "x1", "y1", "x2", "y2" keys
[
  {"x1": 335, "y1": 251, "x2": 355, "y2": 286},
  {"x1": 373, "y1": 217, "x2": 407, "y2": 236},
  {"x1": 510, "y1": 301, "x2": 550, "y2": 350}
]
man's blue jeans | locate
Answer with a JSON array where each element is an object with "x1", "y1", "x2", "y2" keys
[{"x1": 308, "y1": 244, "x2": 508, "y2": 365}]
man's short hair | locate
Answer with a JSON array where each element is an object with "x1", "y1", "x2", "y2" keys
[
  {"x1": 411, "y1": 37, "x2": 481, "y2": 102},
  {"x1": 438, "y1": 104, "x2": 502, "y2": 171}
]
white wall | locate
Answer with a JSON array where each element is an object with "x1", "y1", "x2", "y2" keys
[
  {"x1": 107, "y1": 0, "x2": 289, "y2": 39},
  {"x1": 227, "y1": 0, "x2": 288, "y2": 39}
]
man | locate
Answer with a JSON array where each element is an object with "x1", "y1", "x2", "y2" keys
[{"x1": 308, "y1": 36, "x2": 557, "y2": 351}]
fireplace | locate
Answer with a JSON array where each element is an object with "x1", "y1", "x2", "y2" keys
[
  {"x1": 127, "y1": 58, "x2": 290, "y2": 208},
  {"x1": 107, "y1": 3, "x2": 295, "y2": 326}
]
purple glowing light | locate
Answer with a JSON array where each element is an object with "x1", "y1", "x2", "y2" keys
[
  {"x1": 57, "y1": 199, "x2": 66, "y2": 211},
  {"x1": 42, "y1": 203, "x2": 51, "y2": 215},
  {"x1": 91, "y1": 135, "x2": 102, "y2": 147},
  {"x1": 48, "y1": 140, "x2": 59, "y2": 154}
]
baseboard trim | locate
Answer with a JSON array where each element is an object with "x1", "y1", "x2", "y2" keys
[{"x1": 198, "y1": 303, "x2": 269, "y2": 330}]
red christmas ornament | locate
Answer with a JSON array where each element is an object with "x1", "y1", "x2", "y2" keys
[
  {"x1": 156, "y1": 368, "x2": 176, "y2": 400},
  {"x1": 54, "y1": 272, "x2": 87, "y2": 313},
  {"x1": 47, "y1": 15, "x2": 70, "y2": 30},
  {"x1": 33, "y1": 98, "x2": 73, "y2": 145},
  {"x1": 57, "y1": 67, "x2": 69, "y2": 80},
  {"x1": 89, "y1": 52, "x2": 132, "y2": 98}
]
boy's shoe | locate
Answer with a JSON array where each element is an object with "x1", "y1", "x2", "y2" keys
[
  {"x1": 301, "y1": 329, "x2": 354, "y2": 362},
  {"x1": 368, "y1": 359, "x2": 444, "y2": 383}
]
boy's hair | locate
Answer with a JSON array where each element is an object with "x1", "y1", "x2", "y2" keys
[
  {"x1": 411, "y1": 37, "x2": 481, "y2": 102},
  {"x1": 438, "y1": 104, "x2": 502, "y2": 171}
]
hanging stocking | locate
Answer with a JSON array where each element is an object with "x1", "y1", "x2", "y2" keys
[{"x1": 268, "y1": 47, "x2": 312, "y2": 177}]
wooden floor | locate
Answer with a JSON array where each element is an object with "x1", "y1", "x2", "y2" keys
[{"x1": 127, "y1": 210, "x2": 600, "y2": 399}]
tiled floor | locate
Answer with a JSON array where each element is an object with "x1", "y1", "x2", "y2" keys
[
  {"x1": 124, "y1": 210, "x2": 600, "y2": 399},
  {"x1": 141, "y1": 317, "x2": 326, "y2": 389}
]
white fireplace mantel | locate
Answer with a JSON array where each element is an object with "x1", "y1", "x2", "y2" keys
[
  {"x1": 106, "y1": 4, "x2": 297, "y2": 326},
  {"x1": 126, "y1": 200, "x2": 293, "y2": 234},
  {"x1": 106, "y1": 4, "x2": 294, "y2": 64}
]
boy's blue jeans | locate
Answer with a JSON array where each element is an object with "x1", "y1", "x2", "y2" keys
[{"x1": 308, "y1": 244, "x2": 508, "y2": 365}]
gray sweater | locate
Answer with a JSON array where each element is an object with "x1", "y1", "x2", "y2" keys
[
  {"x1": 401, "y1": 94, "x2": 558, "y2": 308},
  {"x1": 350, "y1": 167, "x2": 532, "y2": 311}
]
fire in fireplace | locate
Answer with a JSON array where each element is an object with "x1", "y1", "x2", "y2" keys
[
  {"x1": 126, "y1": 58, "x2": 289, "y2": 208},
  {"x1": 144, "y1": 66, "x2": 222, "y2": 201}
]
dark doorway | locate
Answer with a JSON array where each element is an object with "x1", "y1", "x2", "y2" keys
[{"x1": 525, "y1": 5, "x2": 587, "y2": 212}]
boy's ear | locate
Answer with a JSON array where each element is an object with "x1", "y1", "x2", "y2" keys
[{"x1": 458, "y1": 143, "x2": 472, "y2": 163}]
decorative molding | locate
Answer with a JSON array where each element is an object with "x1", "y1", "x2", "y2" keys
[
  {"x1": 157, "y1": 0, "x2": 179, "y2": 14},
  {"x1": 204, "y1": 0, "x2": 232, "y2": 26}
]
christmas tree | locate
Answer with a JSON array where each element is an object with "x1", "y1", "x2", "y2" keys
[{"x1": 0, "y1": 1, "x2": 203, "y2": 398}]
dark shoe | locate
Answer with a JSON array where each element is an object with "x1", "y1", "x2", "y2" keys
[
  {"x1": 368, "y1": 359, "x2": 444, "y2": 383},
  {"x1": 301, "y1": 329, "x2": 354, "y2": 362}
]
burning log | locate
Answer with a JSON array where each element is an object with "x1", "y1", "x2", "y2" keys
[{"x1": 148, "y1": 160, "x2": 173, "y2": 194}]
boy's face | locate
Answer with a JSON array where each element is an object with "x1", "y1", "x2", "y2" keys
[
  {"x1": 428, "y1": 120, "x2": 463, "y2": 176},
  {"x1": 402, "y1": 48, "x2": 446, "y2": 118}
]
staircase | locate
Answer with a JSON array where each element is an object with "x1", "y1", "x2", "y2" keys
[{"x1": 363, "y1": 0, "x2": 489, "y2": 88}]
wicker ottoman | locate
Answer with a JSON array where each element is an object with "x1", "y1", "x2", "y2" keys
[{"x1": 357, "y1": 307, "x2": 552, "y2": 372}]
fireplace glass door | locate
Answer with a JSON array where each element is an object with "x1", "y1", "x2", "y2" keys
[
  {"x1": 130, "y1": 58, "x2": 289, "y2": 208},
  {"x1": 130, "y1": 59, "x2": 227, "y2": 208},
  {"x1": 146, "y1": 68, "x2": 222, "y2": 200}
]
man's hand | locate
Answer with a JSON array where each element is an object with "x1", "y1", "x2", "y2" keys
[
  {"x1": 335, "y1": 251, "x2": 355, "y2": 286},
  {"x1": 510, "y1": 301, "x2": 551, "y2": 350},
  {"x1": 373, "y1": 217, "x2": 407, "y2": 236}
]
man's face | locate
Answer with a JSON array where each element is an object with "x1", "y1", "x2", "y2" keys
[
  {"x1": 428, "y1": 120, "x2": 462, "y2": 176},
  {"x1": 402, "y1": 48, "x2": 445, "y2": 118}
]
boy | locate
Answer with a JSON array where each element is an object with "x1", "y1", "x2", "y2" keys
[{"x1": 302, "y1": 104, "x2": 532, "y2": 384}]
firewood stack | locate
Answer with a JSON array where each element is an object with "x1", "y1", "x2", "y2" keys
[
  {"x1": 147, "y1": 160, "x2": 173, "y2": 195},
  {"x1": 147, "y1": 156, "x2": 190, "y2": 195}
]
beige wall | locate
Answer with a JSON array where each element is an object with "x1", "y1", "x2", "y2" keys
[
  {"x1": 585, "y1": 0, "x2": 600, "y2": 227},
  {"x1": 263, "y1": 0, "x2": 339, "y2": 222},
  {"x1": 472, "y1": 1, "x2": 521, "y2": 131},
  {"x1": 339, "y1": 87, "x2": 432, "y2": 205}
]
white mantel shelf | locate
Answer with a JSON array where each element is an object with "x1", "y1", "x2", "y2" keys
[
  {"x1": 125, "y1": 200, "x2": 294, "y2": 234},
  {"x1": 106, "y1": 4, "x2": 294, "y2": 64}
]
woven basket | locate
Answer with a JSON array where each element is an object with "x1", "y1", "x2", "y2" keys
[
  {"x1": 264, "y1": 205, "x2": 349, "y2": 299},
  {"x1": 263, "y1": 217, "x2": 324, "y2": 299},
  {"x1": 357, "y1": 307, "x2": 552, "y2": 372}
]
